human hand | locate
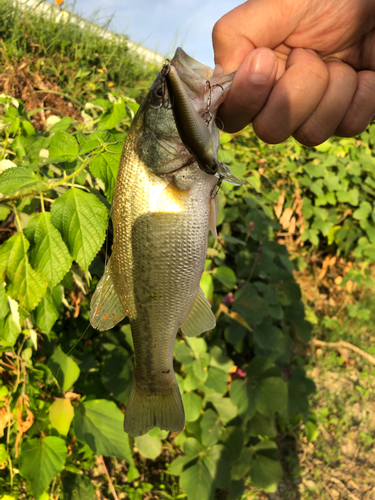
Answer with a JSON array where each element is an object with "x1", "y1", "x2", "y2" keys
[{"x1": 212, "y1": 0, "x2": 375, "y2": 145}]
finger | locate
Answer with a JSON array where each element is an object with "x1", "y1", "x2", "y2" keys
[
  {"x1": 253, "y1": 48, "x2": 329, "y2": 144},
  {"x1": 212, "y1": 0, "x2": 300, "y2": 73},
  {"x1": 335, "y1": 70, "x2": 375, "y2": 137},
  {"x1": 293, "y1": 61, "x2": 357, "y2": 146},
  {"x1": 216, "y1": 48, "x2": 278, "y2": 133}
]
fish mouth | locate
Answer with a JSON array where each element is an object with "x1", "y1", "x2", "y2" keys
[{"x1": 170, "y1": 48, "x2": 234, "y2": 118}]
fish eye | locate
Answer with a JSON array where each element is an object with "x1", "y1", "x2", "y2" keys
[{"x1": 155, "y1": 86, "x2": 163, "y2": 98}]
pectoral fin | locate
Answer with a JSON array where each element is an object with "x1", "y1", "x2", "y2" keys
[
  {"x1": 181, "y1": 287, "x2": 216, "y2": 337},
  {"x1": 90, "y1": 260, "x2": 127, "y2": 331},
  {"x1": 208, "y1": 194, "x2": 220, "y2": 241}
]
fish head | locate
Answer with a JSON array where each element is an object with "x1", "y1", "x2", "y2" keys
[{"x1": 136, "y1": 48, "x2": 241, "y2": 186}]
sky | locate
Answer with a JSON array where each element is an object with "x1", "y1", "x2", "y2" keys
[{"x1": 58, "y1": 0, "x2": 243, "y2": 67}]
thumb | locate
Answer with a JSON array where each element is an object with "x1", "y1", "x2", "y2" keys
[{"x1": 212, "y1": 0, "x2": 300, "y2": 73}]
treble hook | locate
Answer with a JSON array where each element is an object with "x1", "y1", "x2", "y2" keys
[
  {"x1": 202, "y1": 81, "x2": 224, "y2": 125},
  {"x1": 150, "y1": 59, "x2": 172, "y2": 109},
  {"x1": 211, "y1": 173, "x2": 225, "y2": 199}
]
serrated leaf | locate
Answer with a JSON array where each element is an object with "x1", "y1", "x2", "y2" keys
[
  {"x1": 0, "y1": 167, "x2": 39, "y2": 195},
  {"x1": 48, "y1": 346, "x2": 80, "y2": 392},
  {"x1": 50, "y1": 189, "x2": 108, "y2": 272},
  {"x1": 98, "y1": 102, "x2": 126, "y2": 130},
  {"x1": 49, "y1": 398, "x2": 74, "y2": 436},
  {"x1": 49, "y1": 132, "x2": 79, "y2": 160},
  {"x1": 74, "y1": 399, "x2": 133, "y2": 463},
  {"x1": 89, "y1": 143, "x2": 123, "y2": 203},
  {"x1": 135, "y1": 432, "x2": 162, "y2": 460},
  {"x1": 24, "y1": 212, "x2": 72, "y2": 288},
  {"x1": 19, "y1": 436, "x2": 67, "y2": 499},
  {"x1": 0, "y1": 233, "x2": 47, "y2": 311},
  {"x1": 34, "y1": 287, "x2": 60, "y2": 334}
]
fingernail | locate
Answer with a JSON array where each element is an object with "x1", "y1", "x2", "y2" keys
[
  {"x1": 250, "y1": 51, "x2": 276, "y2": 84},
  {"x1": 213, "y1": 63, "x2": 224, "y2": 78}
]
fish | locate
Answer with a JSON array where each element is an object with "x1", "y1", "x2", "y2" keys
[{"x1": 90, "y1": 47, "x2": 241, "y2": 437}]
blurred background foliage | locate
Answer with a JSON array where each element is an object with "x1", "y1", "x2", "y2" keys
[{"x1": 0, "y1": 1, "x2": 374, "y2": 499}]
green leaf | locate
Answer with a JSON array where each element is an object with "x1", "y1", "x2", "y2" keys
[
  {"x1": 74, "y1": 399, "x2": 133, "y2": 463},
  {"x1": 200, "y1": 273, "x2": 214, "y2": 302},
  {"x1": 49, "y1": 117, "x2": 73, "y2": 135},
  {"x1": 230, "y1": 379, "x2": 256, "y2": 420},
  {"x1": 353, "y1": 201, "x2": 372, "y2": 221},
  {"x1": 102, "y1": 347, "x2": 133, "y2": 404},
  {"x1": 201, "y1": 409, "x2": 222, "y2": 446},
  {"x1": 305, "y1": 421, "x2": 319, "y2": 442},
  {"x1": 185, "y1": 337, "x2": 207, "y2": 357},
  {"x1": 0, "y1": 167, "x2": 39, "y2": 195},
  {"x1": 0, "y1": 233, "x2": 47, "y2": 311},
  {"x1": 49, "y1": 132, "x2": 79, "y2": 160},
  {"x1": 24, "y1": 212, "x2": 72, "y2": 288},
  {"x1": 0, "y1": 283, "x2": 8, "y2": 320},
  {"x1": 207, "y1": 394, "x2": 238, "y2": 425},
  {"x1": 98, "y1": 102, "x2": 126, "y2": 130},
  {"x1": 255, "y1": 377, "x2": 288, "y2": 415},
  {"x1": 135, "y1": 432, "x2": 162, "y2": 460},
  {"x1": 61, "y1": 472, "x2": 96, "y2": 500},
  {"x1": 49, "y1": 398, "x2": 74, "y2": 436},
  {"x1": 48, "y1": 346, "x2": 80, "y2": 392},
  {"x1": 180, "y1": 459, "x2": 214, "y2": 500},
  {"x1": 209, "y1": 345, "x2": 233, "y2": 372},
  {"x1": 205, "y1": 367, "x2": 229, "y2": 395},
  {"x1": 0, "y1": 443, "x2": 9, "y2": 466},
  {"x1": 89, "y1": 143, "x2": 123, "y2": 203},
  {"x1": 233, "y1": 284, "x2": 270, "y2": 327},
  {"x1": 19, "y1": 436, "x2": 67, "y2": 499},
  {"x1": 250, "y1": 454, "x2": 282, "y2": 492},
  {"x1": 174, "y1": 341, "x2": 194, "y2": 365},
  {"x1": 50, "y1": 188, "x2": 108, "y2": 272},
  {"x1": 34, "y1": 287, "x2": 60, "y2": 334},
  {"x1": 182, "y1": 392, "x2": 203, "y2": 422},
  {"x1": 212, "y1": 267, "x2": 236, "y2": 289}
]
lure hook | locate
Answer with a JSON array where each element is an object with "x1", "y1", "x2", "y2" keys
[
  {"x1": 150, "y1": 59, "x2": 173, "y2": 109},
  {"x1": 202, "y1": 81, "x2": 224, "y2": 125}
]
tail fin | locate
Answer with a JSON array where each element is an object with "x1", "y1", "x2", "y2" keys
[{"x1": 124, "y1": 382, "x2": 185, "y2": 437}]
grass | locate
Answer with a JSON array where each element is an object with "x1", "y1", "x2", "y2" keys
[{"x1": 0, "y1": 0, "x2": 156, "y2": 106}]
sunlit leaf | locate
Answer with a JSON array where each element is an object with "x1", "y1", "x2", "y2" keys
[
  {"x1": 19, "y1": 436, "x2": 67, "y2": 499},
  {"x1": 50, "y1": 188, "x2": 108, "y2": 272}
]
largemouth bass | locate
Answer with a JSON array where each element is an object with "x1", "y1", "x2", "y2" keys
[{"x1": 90, "y1": 48, "x2": 239, "y2": 437}]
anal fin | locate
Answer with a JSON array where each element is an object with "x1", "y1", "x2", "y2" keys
[
  {"x1": 181, "y1": 287, "x2": 216, "y2": 337},
  {"x1": 90, "y1": 260, "x2": 126, "y2": 331}
]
